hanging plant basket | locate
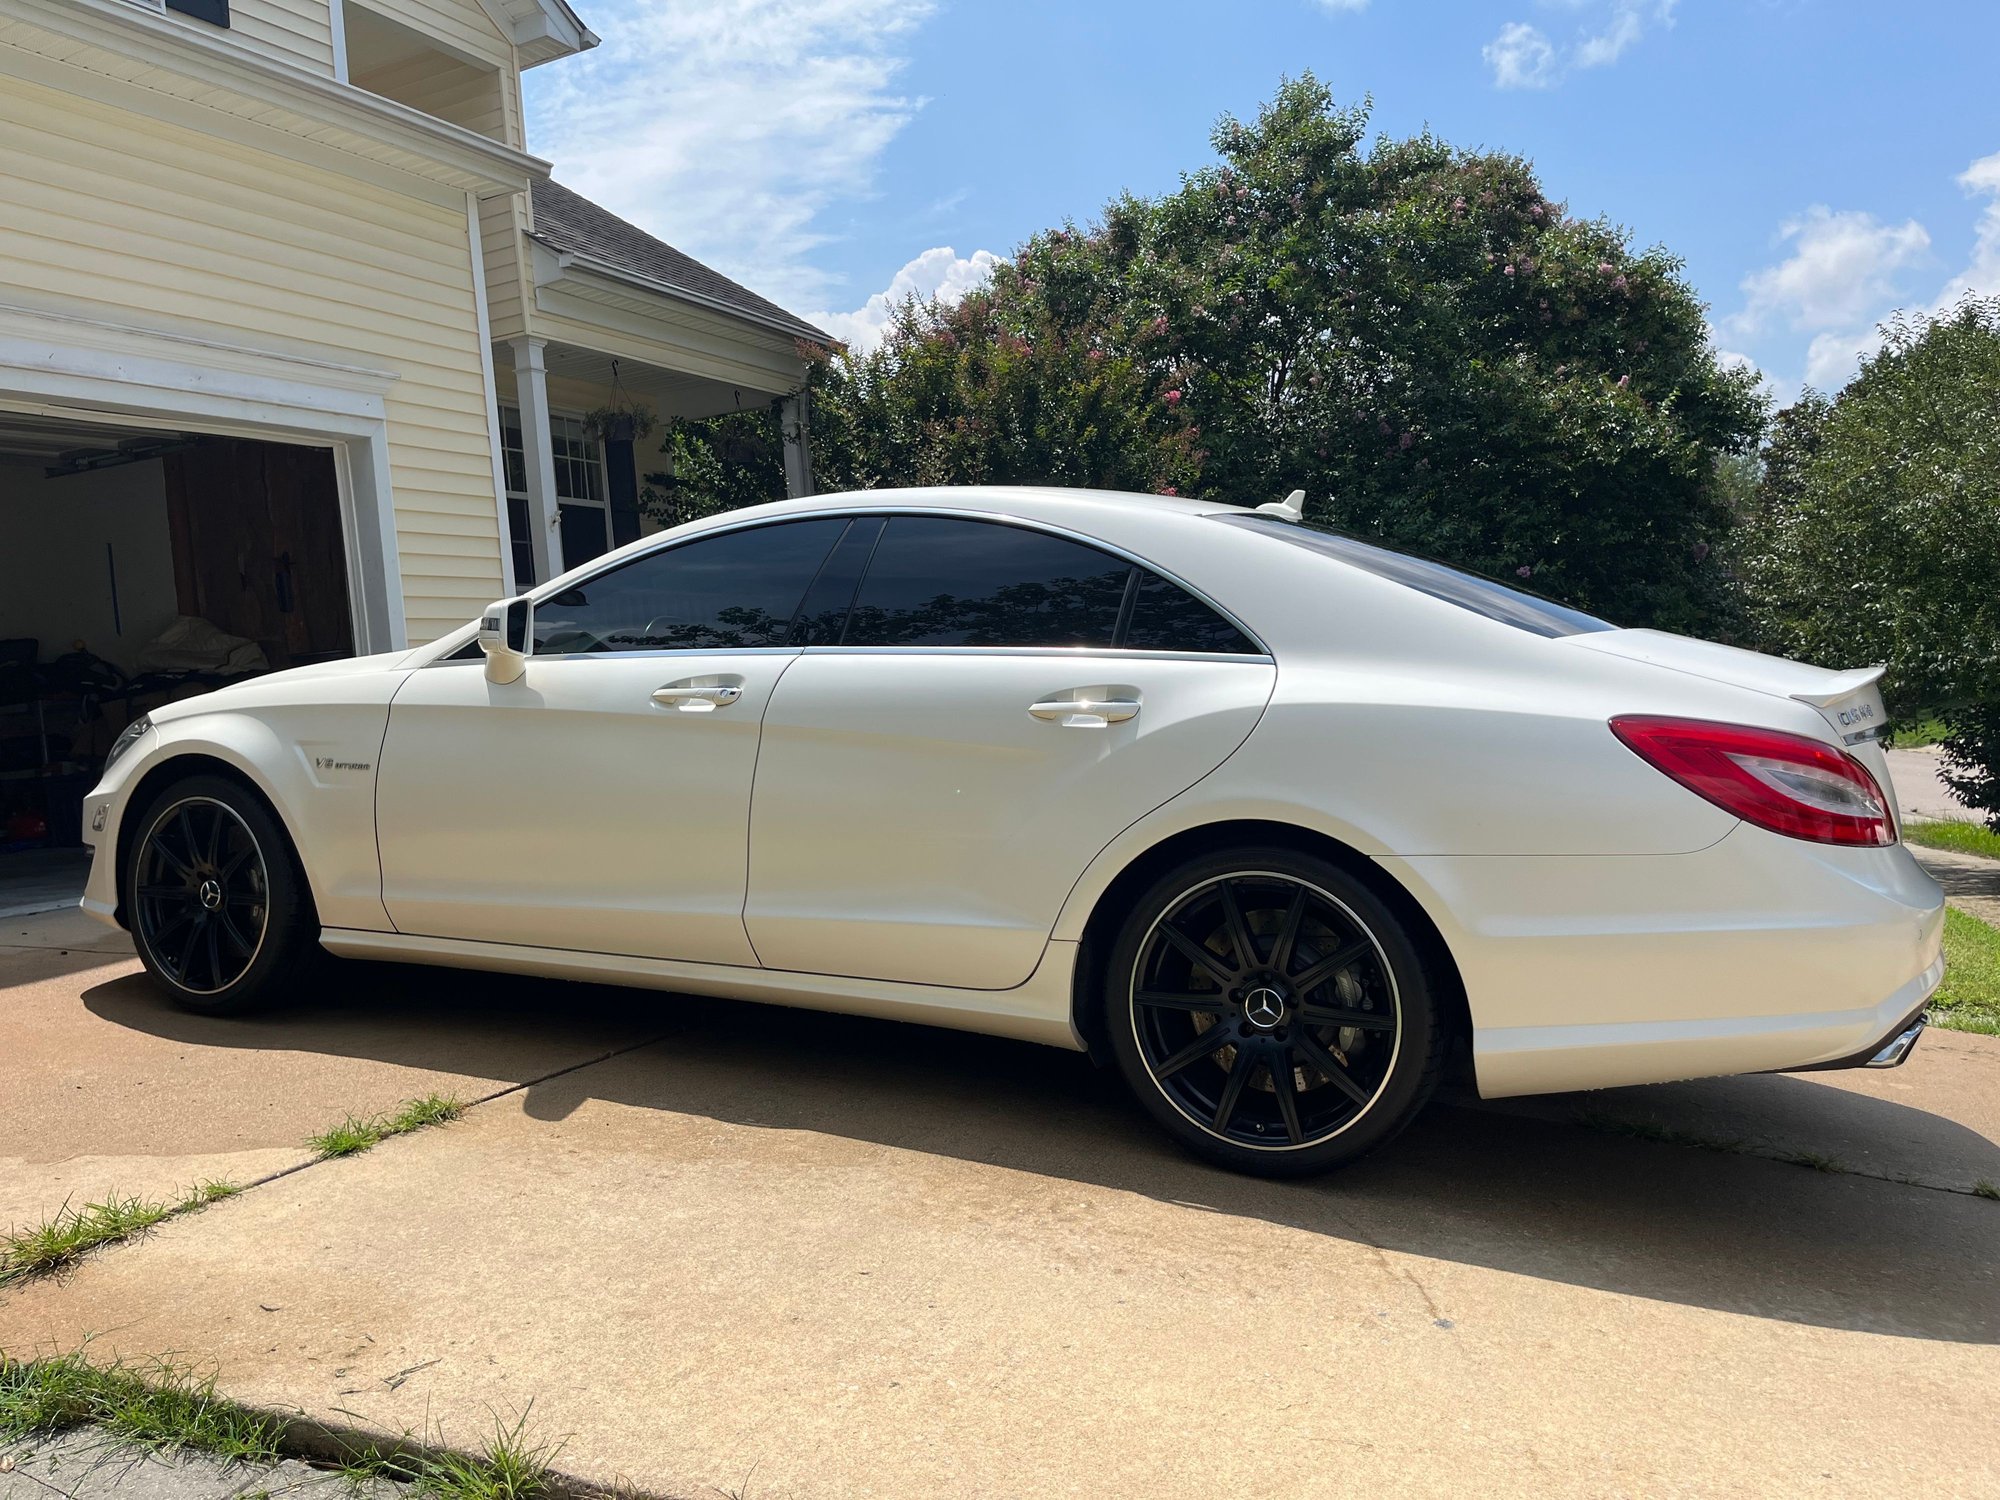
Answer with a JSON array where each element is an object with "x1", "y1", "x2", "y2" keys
[
  {"x1": 582, "y1": 405, "x2": 654, "y2": 444},
  {"x1": 582, "y1": 360, "x2": 656, "y2": 445}
]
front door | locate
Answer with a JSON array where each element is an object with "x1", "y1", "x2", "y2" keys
[
  {"x1": 375, "y1": 516, "x2": 851, "y2": 963},
  {"x1": 745, "y1": 515, "x2": 1277, "y2": 989}
]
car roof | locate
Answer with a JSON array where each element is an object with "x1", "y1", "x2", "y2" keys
[{"x1": 722, "y1": 485, "x2": 1241, "y2": 527}]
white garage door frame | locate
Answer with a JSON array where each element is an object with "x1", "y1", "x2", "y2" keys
[{"x1": 0, "y1": 300, "x2": 408, "y2": 654}]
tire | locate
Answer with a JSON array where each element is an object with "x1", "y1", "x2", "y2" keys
[
  {"x1": 1104, "y1": 847, "x2": 1449, "y2": 1177},
  {"x1": 123, "y1": 773, "x2": 319, "y2": 1016}
]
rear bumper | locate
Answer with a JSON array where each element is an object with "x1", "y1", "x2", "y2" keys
[
  {"x1": 1379, "y1": 823, "x2": 1947, "y2": 1098},
  {"x1": 1785, "y1": 1002, "x2": 1928, "y2": 1073}
]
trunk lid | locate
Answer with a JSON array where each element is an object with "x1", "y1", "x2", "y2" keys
[{"x1": 1562, "y1": 628, "x2": 1894, "y2": 788}]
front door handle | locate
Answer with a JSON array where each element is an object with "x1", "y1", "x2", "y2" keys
[
  {"x1": 652, "y1": 680, "x2": 743, "y2": 712},
  {"x1": 1029, "y1": 697, "x2": 1141, "y2": 728}
]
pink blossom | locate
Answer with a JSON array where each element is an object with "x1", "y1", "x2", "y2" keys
[
  {"x1": 1399, "y1": 431, "x2": 1414, "y2": 449},
  {"x1": 1163, "y1": 389, "x2": 1183, "y2": 407},
  {"x1": 1597, "y1": 262, "x2": 1615, "y2": 276},
  {"x1": 1515, "y1": 565, "x2": 1534, "y2": 578},
  {"x1": 1161, "y1": 486, "x2": 1178, "y2": 497},
  {"x1": 1617, "y1": 374, "x2": 1630, "y2": 388},
  {"x1": 1452, "y1": 196, "x2": 1466, "y2": 212},
  {"x1": 1503, "y1": 264, "x2": 1516, "y2": 276},
  {"x1": 1086, "y1": 347, "x2": 1106, "y2": 363}
]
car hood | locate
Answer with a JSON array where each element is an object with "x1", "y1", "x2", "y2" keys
[{"x1": 149, "y1": 649, "x2": 417, "y2": 723}]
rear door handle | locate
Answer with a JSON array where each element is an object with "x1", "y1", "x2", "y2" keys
[
  {"x1": 1029, "y1": 697, "x2": 1140, "y2": 728},
  {"x1": 652, "y1": 679, "x2": 743, "y2": 712}
]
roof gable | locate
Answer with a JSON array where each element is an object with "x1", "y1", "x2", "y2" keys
[{"x1": 528, "y1": 179, "x2": 831, "y2": 344}]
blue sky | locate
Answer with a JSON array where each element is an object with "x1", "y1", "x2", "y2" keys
[{"x1": 526, "y1": 0, "x2": 2000, "y2": 400}]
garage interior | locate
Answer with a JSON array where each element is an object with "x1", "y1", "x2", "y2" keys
[{"x1": 0, "y1": 412, "x2": 353, "y2": 916}]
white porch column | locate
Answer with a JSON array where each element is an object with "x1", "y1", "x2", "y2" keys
[
  {"x1": 781, "y1": 391, "x2": 815, "y2": 499},
  {"x1": 508, "y1": 336, "x2": 564, "y2": 582}
]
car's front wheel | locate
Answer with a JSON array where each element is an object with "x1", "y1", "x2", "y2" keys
[
  {"x1": 124, "y1": 774, "x2": 318, "y2": 1015},
  {"x1": 1105, "y1": 848, "x2": 1449, "y2": 1177}
]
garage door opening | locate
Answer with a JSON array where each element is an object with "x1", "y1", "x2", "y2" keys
[{"x1": 1, "y1": 415, "x2": 355, "y2": 916}]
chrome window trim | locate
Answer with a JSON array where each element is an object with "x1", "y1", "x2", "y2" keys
[{"x1": 801, "y1": 646, "x2": 1275, "y2": 665}]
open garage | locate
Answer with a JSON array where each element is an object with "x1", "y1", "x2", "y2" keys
[{"x1": 0, "y1": 412, "x2": 355, "y2": 914}]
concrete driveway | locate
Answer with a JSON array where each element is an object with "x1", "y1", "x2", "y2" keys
[{"x1": 3, "y1": 909, "x2": 1997, "y2": 1498}]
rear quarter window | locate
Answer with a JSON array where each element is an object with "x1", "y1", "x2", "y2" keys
[{"x1": 1212, "y1": 513, "x2": 1613, "y2": 639}]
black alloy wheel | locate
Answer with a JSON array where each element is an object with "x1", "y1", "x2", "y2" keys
[
  {"x1": 133, "y1": 797, "x2": 270, "y2": 994},
  {"x1": 1107, "y1": 850, "x2": 1447, "y2": 1176},
  {"x1": 125, "y1": 774, "x2": 318, "y2": 1014}
]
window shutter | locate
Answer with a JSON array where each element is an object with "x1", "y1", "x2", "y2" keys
[{"x1": 165, "y1": 0, "x2": 230, "y2": 25}]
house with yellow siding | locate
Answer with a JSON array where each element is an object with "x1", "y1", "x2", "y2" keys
[{"x1": 0, "y1": 0, "x2": 827, "y2": 676}]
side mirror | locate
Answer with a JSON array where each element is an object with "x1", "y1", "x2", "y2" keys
[{"x1": 478, "y1": 596, "x2": 533, "y2": 685}]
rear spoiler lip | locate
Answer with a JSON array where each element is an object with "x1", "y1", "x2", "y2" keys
[{"x1": 1788, "y1": 664, "x2": 1887, "y2": 709}]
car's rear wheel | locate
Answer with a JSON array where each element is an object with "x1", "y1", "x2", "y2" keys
[
  {"x1": 1105, "y1": 848, "x2": 1448, "y2": 1177},
  {"x1": 125, "y1": 774, "x2": 317, "y2": 1015}
]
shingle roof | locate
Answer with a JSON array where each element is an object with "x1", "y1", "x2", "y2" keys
[{"x1": 528, "y1": 179, "x2": 833, "y2": 345}]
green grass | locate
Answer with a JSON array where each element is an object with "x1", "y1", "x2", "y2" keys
[
  {"x1": 307, "y1": 1093, "x2": 465, "y2": 1160},
  {"x1": 0, "y1": 1352, "x2": 283, "y2": 1461},
  {"x1": 1975, "y1": 1180, "x2": 2000, "y2": 1201},
  {"x1": 343, "y1": 1411, "x2": 560, "y2": 1500},
  {"x1": 0, "y1": 1182, "x2": 238, "y2": 1288},
  {"x1": 1902, "y1": 818, "x2": 2000, "y2": 860},
  {"x1": 1930, "y1": 907, "x2": 2000, "y2": 1036},
  {"x1": 3, "y1": 1352, "x2": 557, "y2": 1500},
  {"x1": 1889, "y1": 717, "x2": 1947, "y2": 749}
]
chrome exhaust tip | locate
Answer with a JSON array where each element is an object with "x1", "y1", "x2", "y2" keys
[{"x1": 1866, "y1": 1014, "x2": 1927, "y2": 1069}]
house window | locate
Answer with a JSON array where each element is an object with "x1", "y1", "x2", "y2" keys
[
  {"x1": 499, "y1": 406, "x2": 611, "y2": 585},
  {"x1": 164, "y1": 0, "x2": 231, "y2": 25}
]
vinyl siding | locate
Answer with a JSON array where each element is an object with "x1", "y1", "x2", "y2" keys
[
  {"x1": 365, "y1": 0, "x2": 511, "y2": 69},
  {"x1": 0, "y1": 74, "x2": 506, "y2": 643},
  {"x1": 351, "y1": 49, "x2": 506, "y2": 139},
  {"x1": 479, "y1": 190, "x2": 529, "y2": 339},
  {"x1": 173, "y1": 0, "x2": 337, "y2": 77}
]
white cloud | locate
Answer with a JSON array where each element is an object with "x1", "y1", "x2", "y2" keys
[
  {"x1": 1486, "y1": 1, "x2": 1674, "y2": 88},
  {"x1": 1733, "y1": 208, "x2": 1931, "y2": 334},
  {"x1": 524, "y1": 0, "x2": 935, "y2": 314},
  {"x1": 1485, "y1": 23, "x2": 1558, "y2": 89},
  {"x1": 1724, "y1": 148, "x2": 2000, "y2": 395},
  {"x1": 809, "y1": 246, "x2": 1003, "y2": 354}
]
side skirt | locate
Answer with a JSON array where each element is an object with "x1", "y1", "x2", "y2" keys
[{"x1": 317, "y1": 928, "x2": 1086, "y2": 1051}]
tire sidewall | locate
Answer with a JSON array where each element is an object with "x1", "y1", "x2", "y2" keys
[
  {"x1": 124, "y1": 774, "x2": 312, "y2": 1015},
  {"x1": 1104, "y1": 846, "x2": 1441, "y2": 1177}
]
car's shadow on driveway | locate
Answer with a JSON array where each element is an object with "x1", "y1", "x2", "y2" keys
[{"x1": 84, "y1": 962, "x2": 2000, "y2": 1346}]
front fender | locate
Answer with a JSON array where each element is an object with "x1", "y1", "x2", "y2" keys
[{"x1": 90, "y1": 695, "x2": 398, "y2": 934}]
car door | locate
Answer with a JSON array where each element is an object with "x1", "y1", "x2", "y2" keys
[
  {"x1": 744, "y1": 513, "x2": 1278, "y2": 989},
  {"x1": 375, "y1": 516, "x2": 851, "y2": 964}
]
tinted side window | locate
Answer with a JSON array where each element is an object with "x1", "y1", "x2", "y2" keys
[
  {"x1": 843, "y1": 517, "x2": 1131, "y2": 648},
  {"x1": 790, "y1": 517, "x2": 884, "y2": 646},
  {"x1": 1123, "y1": 571, "x2": 1258, "y2": 654},
  {"x1": 532, "y1": 519, "x2": 847, "y2": 653}
]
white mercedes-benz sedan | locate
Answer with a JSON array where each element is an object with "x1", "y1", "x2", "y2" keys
[{"x1": 79, "y1": 486, "x2": 1945, "y2": 1175}]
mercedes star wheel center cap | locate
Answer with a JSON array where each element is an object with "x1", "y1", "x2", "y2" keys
[
  {"x1": 1243, "y1": 986, "x2": 1287, "y2": 1030},
  {"x1": 198, "y1": 878, "x2": 224, "y2": 911}
]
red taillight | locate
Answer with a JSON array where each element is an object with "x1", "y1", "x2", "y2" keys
[{"x1": 1609, "y1": 715, "x2": 1895, "y2": 847}]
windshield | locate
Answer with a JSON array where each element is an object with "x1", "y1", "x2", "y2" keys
[{"x1": 1212, "y1": 513, "x2": 1614, "y2": 639}]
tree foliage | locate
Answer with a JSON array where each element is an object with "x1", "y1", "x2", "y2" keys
[
  {"x1": 1739, "y1": 297, "x2": 2000, "y2": 828},
  {"x1": 805, "y1": 76, "x2": 1765, "y2": 631}
]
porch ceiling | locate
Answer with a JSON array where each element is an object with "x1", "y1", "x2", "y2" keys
[{"x1": 536, "y1": 342, "x2": 797, "y2": 422}]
